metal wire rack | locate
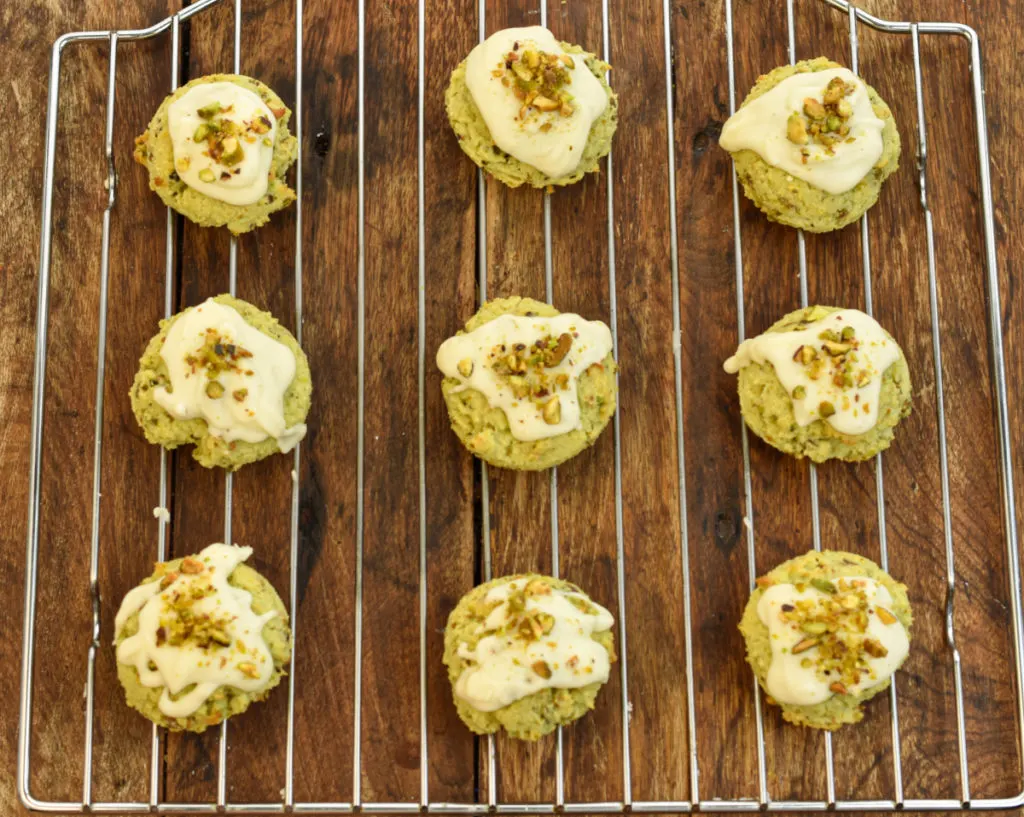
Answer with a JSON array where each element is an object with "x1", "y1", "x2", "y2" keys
[{"x1": 17, "y1": 0, "x2": 1024, "y2": 812}]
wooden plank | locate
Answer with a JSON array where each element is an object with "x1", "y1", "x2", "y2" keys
[
  {"x1": 423, "y1": 0, "x2": 480, "y2": 803},
  {"x1": 837, "y1": 4, "x2": 961, "y2": 801},
  {"x1": 219, "y1": 0, "x2": 299, "y2": 804},
  {"x1": 286, "y1": 0, "x2": 359, "y2": 803},
  {"x1": 910, "y1": 18, "x2": 1021, "y2": 799},
  {"x1": 546, "y1": 0, "x2": 624, "y2": 806},
  {"x1": 672, "y1": 0, "x2": 758, "y2": 801},
  {"x1": 949, "y1": 0, "x2": 1024, "y2": 798},
  {"x1": 160, "y1": 0, "x2": 236, "y2": 803},
  {"x1": 607, "y1": 0, "x2": 689, "y2": 801},
  {"x1": 356, "y1": 0, "x2": 425, "y2": 802},
  {"x1": 0, "y1": 5, "x2": 45, "y2": 794},
  {"x1": 15, "y1": 4, "x2": 175, "y2": 808},
  {"x1": 0, "y1": 6, "x2": 61, "y2": 813},
  {"x1": 480, "y1": 0, "x2": 555, "y2": 805}
]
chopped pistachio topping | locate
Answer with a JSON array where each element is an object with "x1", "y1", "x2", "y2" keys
[
  {"x1": 484, "y1": 332, "x2": 576, "y2": 409},
  {"x1": 197, "y1": 101, "x2": 224, "y2": 119},
  {"x1": 183, "y1": 328, "x2": 255, "y2": 380},
  {"x1": 785, "y1": 76, "x2": 858, "y2": 160},
  {"x1": 250, "y1": 114, "x2": 273, "y2": 135},
  {"x1": 155, "y1": 559, "x2": 237, "y2": 652},
  {"x1": 810, "y1": 578, "x2": 837, "y2": 595},
  {"x1": 486, "y1": 580, "x2": 559, "y2": 644},
  {"x1": 788, "y1": 322, "x2": 880, "y2": 411},
  {"x1": 875, "y1": 606, "x2": 898, "y2": 626},
  {"x1": 778, "y1": 577, "x2": 894, "y2": 693},
  {"x1": 188, "y1": 101, "x2": 276, "y2": 182},
  {"x1": 493, "y1": 44, "x2": 577, "y2": 122}
]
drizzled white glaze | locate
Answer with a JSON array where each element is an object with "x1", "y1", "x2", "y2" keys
[
  {"x1": 719, "y1": 68, "x2": 884, "y2": 194},
  {"x1": 757, "y1": 578, "x2": 909, "y2": 706},
  {"x1": 114, "y1": 544, "x2": 278, "y2": 718},
  {"x1": 723, "y1": 308, "x2": 899, "y2": 436},
  {"x1": 154, "y1": 298, "x2": 306, "y2": 452},
  {"x1": 455, "y1": 580, "x2": 614, "y2": 712},
  {"x1": 436, "y1": 312, "x2": 613, "y2": 442},
  {"x1": 465, "y1": 26, "x2": 609, "y2": 178},
  {"x1": 167, "y1": 82, "x2": 278, "y2": 206}
]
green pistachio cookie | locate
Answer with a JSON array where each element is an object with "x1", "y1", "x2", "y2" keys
[
  {"x1": 445, "y1": 43, "x2": 618, "y2": 188},
  {"x1": 130, "y1": 294, "x2": 312, "y2": 471},
  {"x1": 725, "y1": 57, "x2": 900, "y2": 232},
  {"x1": 740, "y1": 550, "x2": 912, "y2": 730},
  {"x1": 133, "y1": 73, "x2": 298, "y2": 234},
  {"x1": 115, "y1": 553, "x2": 291, "y2": 733},
  {"x1": 732, "y1": 305, "x2": 911, "y2": 463},
  {"x1": 439, "y1": 296, "x2": 617, "y2": 470},
  {"x1": 443, "y1": 574, "x2": 616, "y2": 740}
]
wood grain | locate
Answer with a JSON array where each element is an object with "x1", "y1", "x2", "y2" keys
[
  {"x1": 4, "y1": 0, "x2": 1024, "y2": 813},
  {"x1": 359, "y1": 0, "x2": 424, "y2": 800},
  {"x1": 286, "y1": 0, "x2": 362, "y2": 805},
  {"x1": 608, "y1": 0, "x2": 691, "y2": 800},
  {"x1": 423, "y1": 0, "x2": 479, "y2": 803}
]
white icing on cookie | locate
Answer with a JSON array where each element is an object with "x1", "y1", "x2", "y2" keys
[
  {"x1": 720, "y1": 68, "x2": 884, "y2": 195},
  {"x1": 465, "y1": 27, "x2": 608, "y2": 178},
  {"x1": 154, "y1": 298, "x2": 306, "y2": 452},
  {"x1": 455, "y1": 578, "x2": 614, "y2": 712},
  {"x1": 437, "y1": 312, "x2": 612, "y2": 442},
  {"x1": 757, "y1": 576, "x2": 908, "y2": 706},
  {"x1": 114, "y1": 544, "x2": 279, "y2": 718},
  {"x1": 724, "y1": 308, "x2": 899, "y2": 436},
  {"x1": 167, "y1": 81, "x2": 278, "y2": 205}
]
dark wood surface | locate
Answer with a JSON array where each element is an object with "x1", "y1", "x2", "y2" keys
[{"x1": 2, "y1": 0, "x2": 1024, "y2": 813}]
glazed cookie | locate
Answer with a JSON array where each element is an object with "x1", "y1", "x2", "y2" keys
[
  {"x1": 436, "y1": 296, "x2": 617, "y2": 470},
  {"x1": 133, "y1": 73, "x2": 298, "y2": 234},
  {"x1": 114, "y1": 544, "x2": 291, "y2": 732},
  {"x1": 724, "y1": 305, "x2": 911, "y2": 463},
  {"x1": 719, "y1": 57, "x2": 900, "y2": 232},
  {"x1": 130, "y1": 294, "x2": 311, "y2": 471},
  {"x1": 445, "y1": 26, "x2": 618, "y2": 188},
  {"x1": 443, "y1": 574, "x2": 616, "y2": 740},
  {"x1": 740, "y1": 550, "x2": 912, "y2": 730}
]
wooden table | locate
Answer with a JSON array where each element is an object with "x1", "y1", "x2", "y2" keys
[{"x1": 3, "y1": 0, "x2": 1023, "y2": 813}]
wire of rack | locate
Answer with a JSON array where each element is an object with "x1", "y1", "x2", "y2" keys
[{"x1": 17, "y1": 0, "x2": 1024, "y2": 813}]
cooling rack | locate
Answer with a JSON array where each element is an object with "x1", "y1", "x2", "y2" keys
[{"x1": 17, "y1": 0, "x2": 1024, "y2": 812}]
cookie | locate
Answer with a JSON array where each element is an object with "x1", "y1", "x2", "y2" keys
[
  {"x1": 445, "y1": 26, "x2": 618, "y2": 188},
  {"x1": 133, "y1": 73, "x2": 298, "y2": 234},
  {"x1": 130, "y1": 294, "x2": 311, "y2": 470},
  {"x1": 443, "y1": 574, "x2": 616, "y2": 740},
  {"x1": 436, "y1": 296, "x2": 617, "y2": 470},
  {"x1": 740, "y1": 550, "x2": 912, "y2": 730},
  {"x1": 724, "y1": 305, "x2": 911, "y2": 463},
  {"x1": 114, "y1": 544, "x2": 291, "y2": 733},
  {"x1": 720, "y1": 57, "x2": 900, "y2": 232}
]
